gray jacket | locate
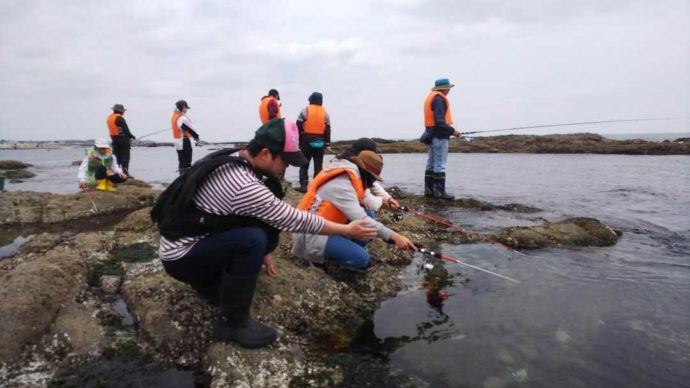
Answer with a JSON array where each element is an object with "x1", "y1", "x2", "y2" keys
[{"x1": 291, "y1": 159, "x2": 394, "y2": 263}]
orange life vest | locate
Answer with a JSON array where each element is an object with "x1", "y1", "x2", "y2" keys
[
  {"x1": 259, "y1": 97, "x2": 281, "y2": 124},
  {"x1": 107, "y1": 113, "x2": 122, "y2": 136},
  {"x1": 171, "y1": 111, "x2": 191, "y2": 139},
  {"x1": 303, "y1": 105, "x2": 327, "y2": 135},
  {"x1": 424, "y1": 91, "x2": 453, "y2": 127},
  {"x1": 297, "y1": 167, "x2": 365, "y2": 224}
]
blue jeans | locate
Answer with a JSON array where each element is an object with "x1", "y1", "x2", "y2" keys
[
  {"x1": 324, "y1": 236, "x2": 370, "y2": 270},
  {"x1": 323, "y1": 209, "x2": 375, "y2": 270},
  {"x1": 162, "y1": 226, "x2": 277, "y2": 282},
  {"x1": 425, "y1": 137, "x2": 448, "y2": 173}
]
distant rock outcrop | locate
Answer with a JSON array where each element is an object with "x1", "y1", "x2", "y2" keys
[{"x1": 331, "y1": 133, "x2": 690, "y2": 155}]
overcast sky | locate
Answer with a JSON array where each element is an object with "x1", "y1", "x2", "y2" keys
[{"x1": 1, "y1": 0, "x2": 688, "y2": 142}]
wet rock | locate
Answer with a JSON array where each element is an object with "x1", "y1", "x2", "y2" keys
[
  {"x1": 340, "y1": 133, "x2": 690, "y2": 155},
  {"x1": 18, "y1": 232, "x2": 61, "y2": 254},
  {"x1": 121, "y1": 263, "x2": 216, "y2": 365},
  {"x1": 0, "y1": 185, "x2": 158, "y2": 225},
  {"x1": 206, "y1": 341, "x2": 310, "y2": 387},
  {"x1": 114, "y1": 207, "x2": 155, "y2": 233},
  {"x1": 497, "y1": 217, "x2": 619, "y2": 249},
  {"x1": 495, "y1": 348, "x2": 515, "y2": 364},
  {"x1": 483, "y1": 376, "x2": 507, "y2": 388},
  {"x1": 0, "y1": 246, "x2": 87, "y2": 362},
  {"x1": 3, "y1": 169, "x2": 36, "y2": 180},
  {"x1": 0, "y1": 160, "x2": 33, "y2": 169},
  {"x1": 49, "y1": 300, "x2": 104, "y2": 357},
  {"x1": 555, "y1": 329, "x2": 572, "y2": 343}
]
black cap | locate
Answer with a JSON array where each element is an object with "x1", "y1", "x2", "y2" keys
[
  {"x1": 268, "y1": 89, "x2": 280, "y2": 99},
  {"x1": 176, "y1": 100, "x2": 190, "y2": 110}
]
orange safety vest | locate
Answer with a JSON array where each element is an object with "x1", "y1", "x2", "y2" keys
[
  {"x1": 259, "y1": 97, "x2": 281, "y2": 124},
  {"x1": 171, "y1": 111, "x2": 191, "y2": 139},
  {"x1": 423, "y1": 91, "x2": 453, "y2": 127},
  {"x1": 107, "y1": 113, "x2": 122, "y2": 136},
  {"x1": 297, "y1": 167, "x2": 365, "y2": 224},
  {"x1": 303, "y1": 105, "x2": 327, "y2": 135}
]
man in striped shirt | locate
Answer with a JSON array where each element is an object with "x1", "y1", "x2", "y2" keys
[{"x1": 158, "y1": 118, "x2": 376, "y2": 349}]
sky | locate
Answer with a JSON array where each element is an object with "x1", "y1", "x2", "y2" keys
[{"x1": 0, "y1": 0, "x2": 688, "y2": 142}]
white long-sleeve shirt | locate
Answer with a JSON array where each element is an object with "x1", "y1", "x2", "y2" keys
[{"x1": 77, "y1": 152, "x2": 123, "y2": 182}]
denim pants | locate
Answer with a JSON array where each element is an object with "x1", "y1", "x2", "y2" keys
[
  {"x1": 425, "y1": 137, "x2": 449, "y2": 173},
  {"x1": 162, "y1": 227, "x2": 278, "y2": 284},
  {"x1": 323, "y1": 209, "x2": 375, "y2": 270}
]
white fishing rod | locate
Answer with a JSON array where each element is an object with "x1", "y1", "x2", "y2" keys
[
  {"x1": 136, "y1": 128, "x2": 169, "y2": 140},
  {"x1": 418, "y1": 247, "x2": 521, "y2": 284},
  {"x1": 461, "y1": 117, "x2": 682, "y2": 136}
]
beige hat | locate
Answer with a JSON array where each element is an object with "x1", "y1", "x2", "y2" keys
[{"x1": 352, "y1": 150, "x2": 383, "y2": 181}]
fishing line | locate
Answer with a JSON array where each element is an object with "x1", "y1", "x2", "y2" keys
[
  {"x1": 417, "y1": 246, "x2": 520, "y2": 284},
  {"x1": 461, "y1": 117, "x2": 683, "y2": 135},
  {"x1": 399, "y1": 206, "x2": 525, "y2": 256}
]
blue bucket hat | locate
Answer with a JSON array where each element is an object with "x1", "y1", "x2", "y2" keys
[{"x1": 432, "y1": 78, "x2": 455, "y2": 90}]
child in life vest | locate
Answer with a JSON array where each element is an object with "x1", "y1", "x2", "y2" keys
[{"x1": 77, "y1": 138, "x2": 128, "y2": 192}]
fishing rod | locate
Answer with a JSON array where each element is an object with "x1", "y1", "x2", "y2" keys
[
  {"x1": 417, "y1": 246, "x2": 521, "y2": 284},
  {"x1": 136, "y1": 128, "x2": 169, "y2": 140},
  {"x1": 398, "y1": 206, "x2": 526, "y2": 256},
  {"x1": 461, "y1": 117, "x2": 680, "y2": 136}
]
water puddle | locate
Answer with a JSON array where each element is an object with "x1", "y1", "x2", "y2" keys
[
  {"x1": 111, "y1": 297, "x2": 135, "y2": 326},
  {"x1": 0, "y1": 235, "x2": 33, "y2": 259}
]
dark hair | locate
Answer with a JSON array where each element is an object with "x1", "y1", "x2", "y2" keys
[
  {"x1": 343, "y1": 156, "x2": 375, "y2": 189},
  {"x1": 247, "y1": 139, "x2": 280, "y2": 159},
  {"x1": 268, "y1": 89, "x2": 280, "y2": 99},
  {"x1": 337, "y1": 138, "x2": 378, "y2": 159}
]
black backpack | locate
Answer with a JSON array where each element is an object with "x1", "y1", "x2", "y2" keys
[{"x1": 150, "y1": 148, "x2": 284, "y2": 240}]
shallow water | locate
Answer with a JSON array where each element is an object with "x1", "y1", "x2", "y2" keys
[{"x1": 2, "y1": 147, "x2": 689, "y2": 387}]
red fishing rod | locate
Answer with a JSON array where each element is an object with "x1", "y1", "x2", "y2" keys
[
  {"x1": 417, "y1": 246, "x2": 521, "y2": 284},
  {"x1": 399, "y1": 206, "x2": 526, "y2": 256}
]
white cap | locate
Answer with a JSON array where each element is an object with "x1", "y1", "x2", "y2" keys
[{"x1": 94, "y1": 138, "x2": 111, "y2": 148}]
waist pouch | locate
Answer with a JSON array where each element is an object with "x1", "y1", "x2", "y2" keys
[{"x1": 309, "y1": 140, "x2": 326, "y2": 149}]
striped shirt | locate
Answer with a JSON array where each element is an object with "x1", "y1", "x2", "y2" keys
[{"x1": 159, "y1": 158, "x2": 325, "y2": 261}]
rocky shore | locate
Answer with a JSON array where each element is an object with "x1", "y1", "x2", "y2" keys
[
  {"x1": 0, "y1": 182, "x2": 620, "y2": 387},
  {"x1": 332, "y1": 133, "x2": 690, "y2": 155},
  {"x1": 1, "y1": 133, "x2": 688, "y2": 155}
]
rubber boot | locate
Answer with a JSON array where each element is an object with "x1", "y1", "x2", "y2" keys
[
  {"x1": 104, "y1": 179, "x2": 117, "y2": 192},
  {"x1": 295, "y1": 180, "x2": 308, "y2": 193},
  {"x1": 433, "y1": 172, "x2": 455, "y2": 200},
  {"x1": 424, "y1": 170, "x2": 434, "y2": 198},
  {"x1": 96, "y1": 179, "x2": 107, "y2": 191},
  {"x1": 214, "y1": 272, "x2": 277, "y2": 348}
]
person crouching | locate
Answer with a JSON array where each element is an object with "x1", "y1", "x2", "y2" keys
[
  {"x1": 77, "y1": 138, "x2": 128, "y2": 192},
  {"x1": 291, "y1": 150, "x2": 416, "y2": 271}
]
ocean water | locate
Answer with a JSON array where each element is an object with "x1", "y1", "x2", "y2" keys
[{"x1": 1, "y1": 146, "x2": 689, "y2": 387}]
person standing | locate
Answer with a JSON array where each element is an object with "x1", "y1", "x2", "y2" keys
[
  {"x1": 106, "y1": 104, "x2": 136, "y2": 176},
  {"x1": 259, "y1": 89, "x2": 281, "y2": 124},
  {"x1": 295, "y1": 92, "x2": 331, "y2": 193},
  {"x1": 154, "y1": 118, "x2": 377, "y2": 348},
  {"x1": 421, "y1": 78, "x2": 461, "y2": 200},
  {"x1": 171, "y1": 100, "x2": 201, "y2": 175}
]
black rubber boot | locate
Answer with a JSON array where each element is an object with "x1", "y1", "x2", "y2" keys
[
  {"x1": 295, "y1": 180, "x2": 308, "y2": 193},
  {"x1": 433, "y1": 172, "x2": 455, "y2": 200},
  {"x1": 424, "y1": 170, "x2": 434, "y2": 197},
  {"x1": 214, "y1": 272, "x2": 277, "y2": 348},
  {"x1": 189, "y1": 281, "x2": 220, "y2": 306}
]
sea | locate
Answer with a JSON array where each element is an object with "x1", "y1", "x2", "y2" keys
[{"x1": 1, "y1": 135, "x2": 688, "y2": 387}]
